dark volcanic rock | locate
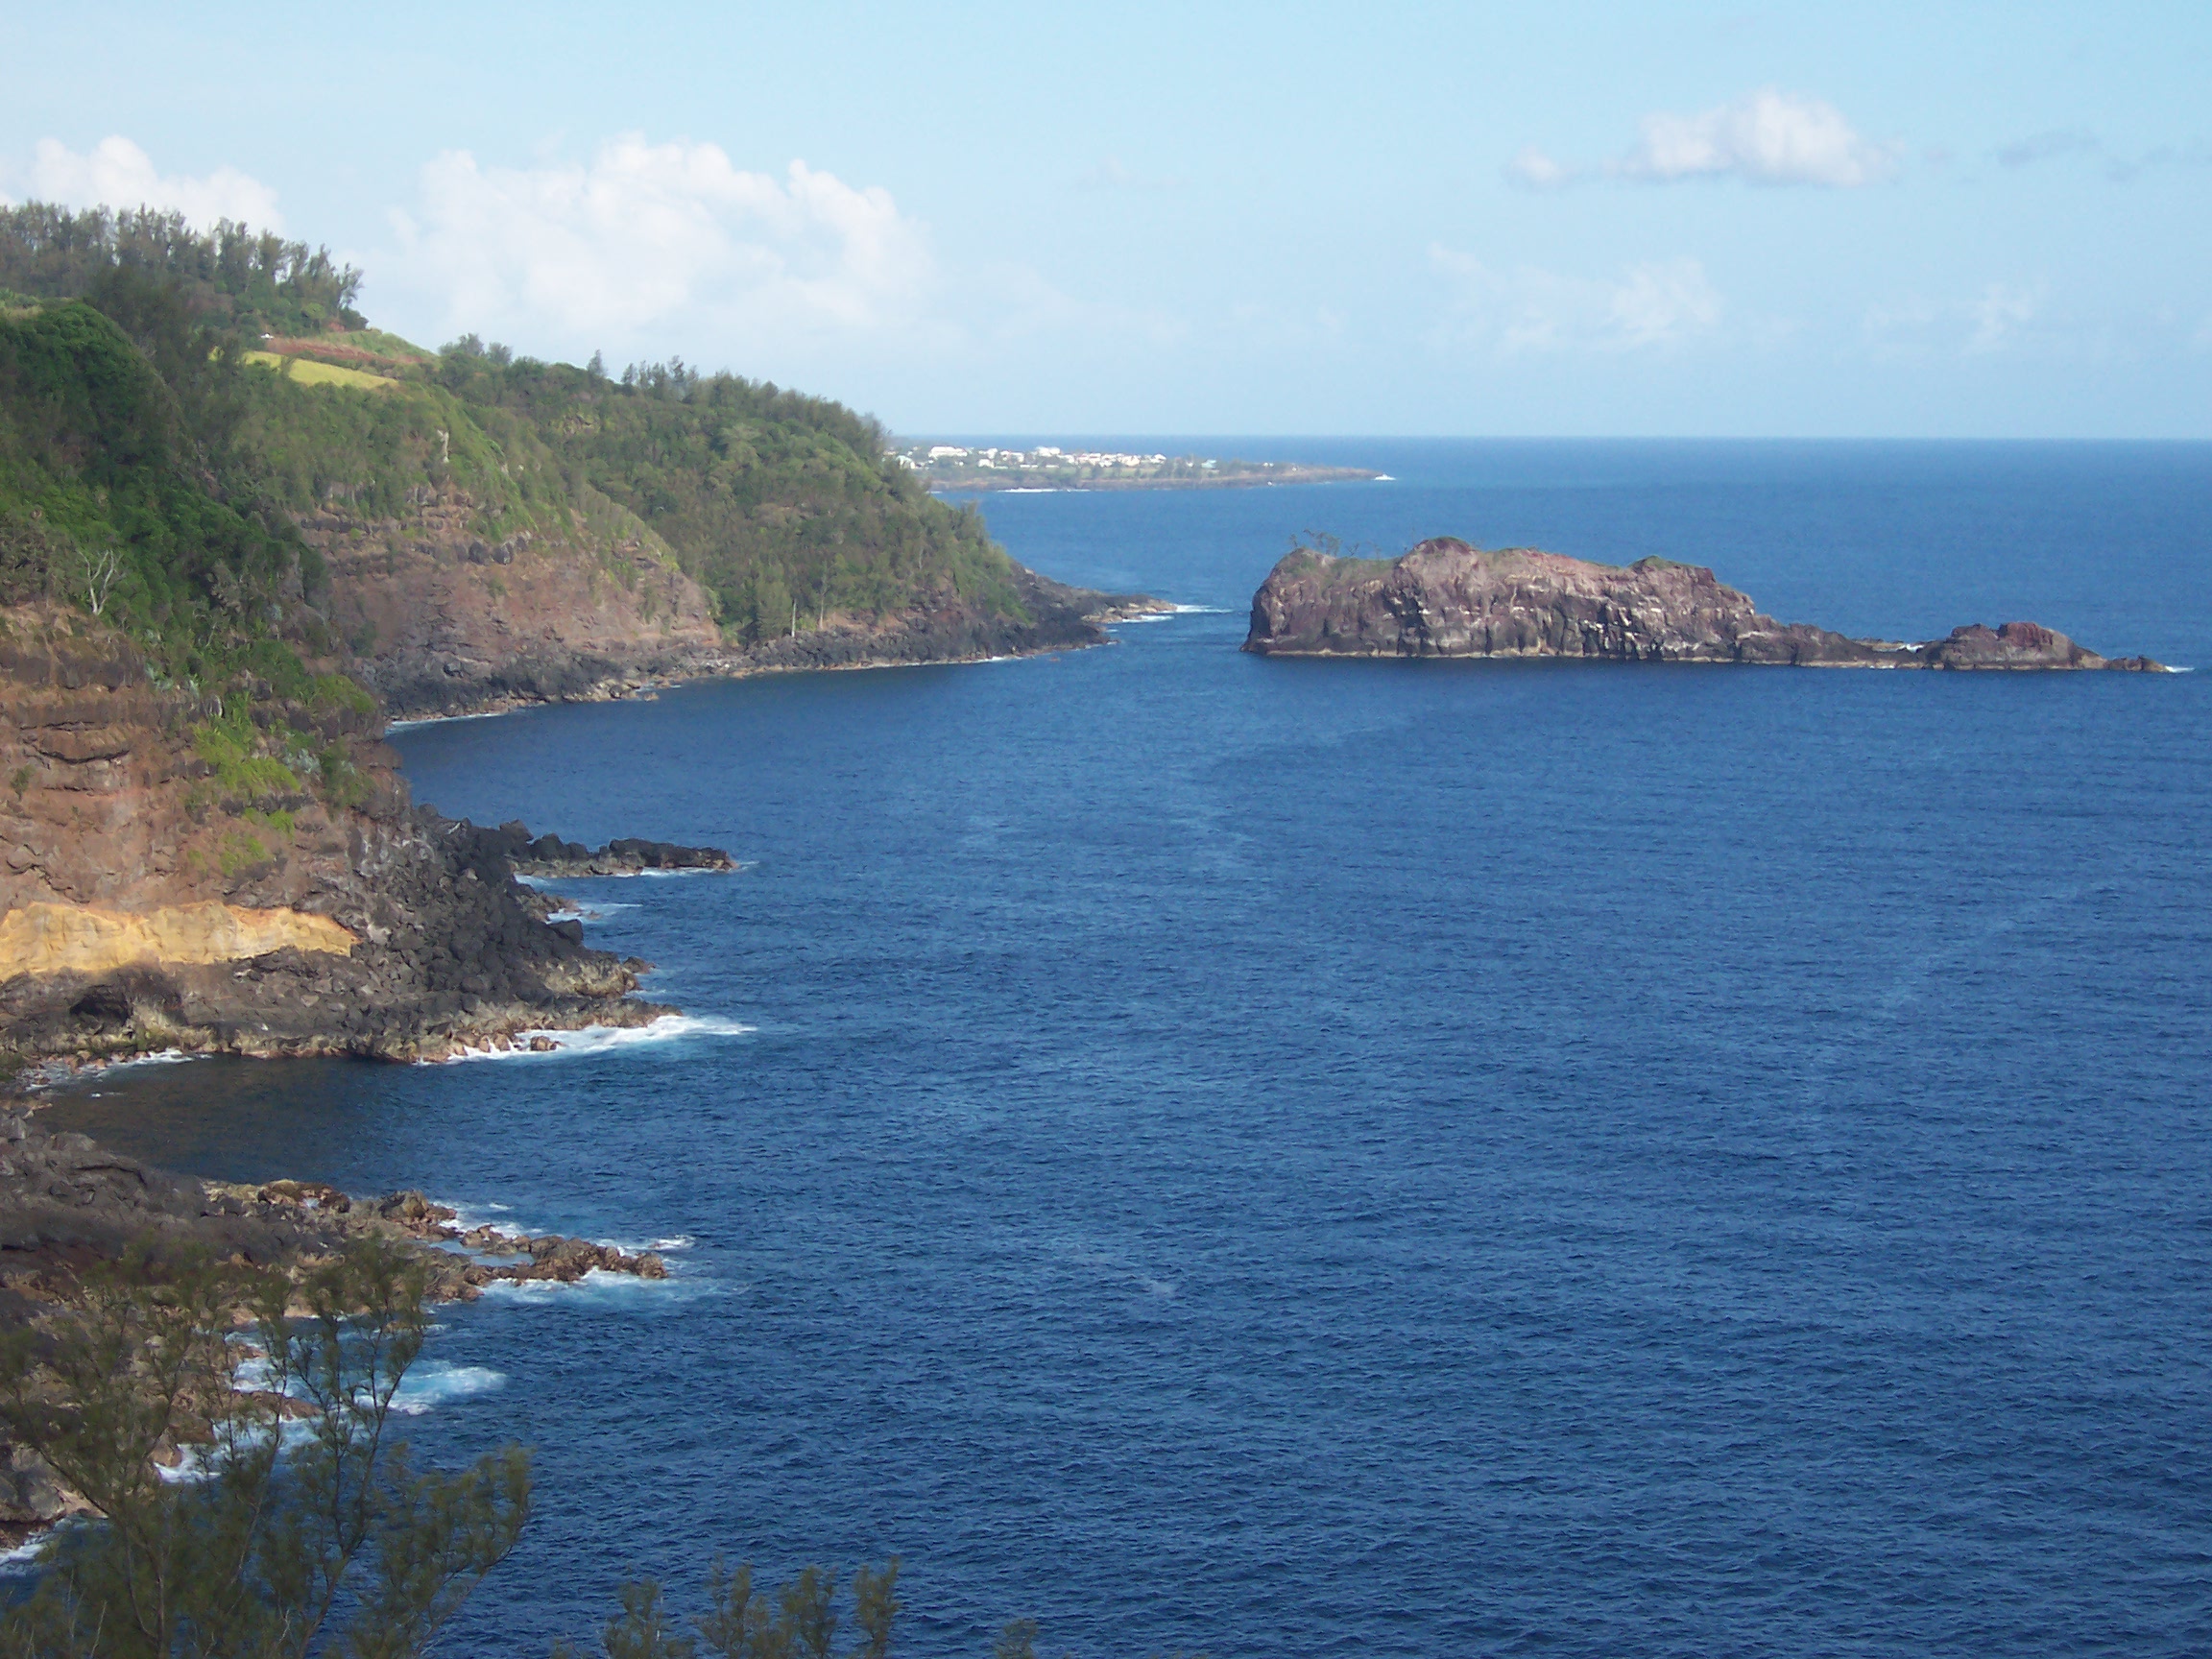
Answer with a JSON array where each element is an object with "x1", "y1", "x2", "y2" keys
[
  {"x1": 1243, "y1": 539, "x2": 2164, "y2": 671},
  {"x1": 0, "y1": 1112, "x2": 667, "y2": 1297},
  {"x1": 0, "y1": 806, "x2": 670, "y2": 1064},
  {"x1": 1923, "y1": 620, "x2": 2162, "y2": 671},
  {"x1": 449, "y1": 814, "x2": 739, "y2": 878}
]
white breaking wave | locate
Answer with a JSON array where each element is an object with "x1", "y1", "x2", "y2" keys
[
  {"x1": 477, "y1": 1266, "x2": 720, "y2": 1305},
  {"x1": 445, "y1": 1013, "x2": 754, "y2": 1063},
  {"x1": 1109, "y1": 604, "x2": 1230, "y2": 625},
  {"x1": 529, "y1": 865, "x2": 741, "y2": 882},
  {"x1": 442, "y1": 1201, "x2": 536, "y2": 1243},
  {"x1": 391, "y1": 1362, "x2": 506, "y2": 1416},
  {"x1": 62, "y1": 1048, "x2": 202, "y2": 1091},
  {"x1": 544, "y1": 900, "x2": 642, "y2": 919}
]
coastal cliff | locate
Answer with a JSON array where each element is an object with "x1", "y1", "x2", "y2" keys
[
  {"x1": 0, "y1": 206, "x2": 1160, "y2": 1064},
  {"x1": 302, "y1": 482, "x2": 726, "y2": 716},
  {"x1": 302, "y1": 477, "x2": 1144, "y2": 719},
  {"x1": 0, "y1": 603, "x2": 706, "y2": 1062},
  {"x1": 1245, "y1": 539, "x2": 2164, "y2": 670},
  {"x1": 251, "y1": 335, "x2": 1158, "y2": 720}
]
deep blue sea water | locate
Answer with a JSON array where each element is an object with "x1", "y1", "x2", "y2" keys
[{"x1": 46, "y1": 442, "x2": 2212, "y2": 1656}]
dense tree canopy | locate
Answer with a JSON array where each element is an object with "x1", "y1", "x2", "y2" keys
[{"x1": 0, "y1": 204, "x2": 364, "y2": 337}]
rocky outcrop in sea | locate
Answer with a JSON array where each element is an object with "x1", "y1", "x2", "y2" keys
[{"x1": 1244, "y1": 539, "x2": 2165, "y2": 670}]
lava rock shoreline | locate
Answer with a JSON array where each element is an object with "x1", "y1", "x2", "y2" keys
[
  {"x1": 1245, "y1": 539, "x2": 2167, "y2": 670},
  {"x1": 1, "y1": 814, "x2": 738, "y2": 1065},
  {"x1": 0, "y1": 1106, "x2": 669, "y2": 1541}
]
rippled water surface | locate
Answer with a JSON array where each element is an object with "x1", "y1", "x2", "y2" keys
[{"x1": 51, "y1": 443, "x2": 2212, "y2": 1655}]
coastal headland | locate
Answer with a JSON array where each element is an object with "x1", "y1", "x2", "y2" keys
[
  {"x1": 1245, "y1": 538, "x2": 2167, "y2": 669},
  {"x1": 0, "y1": 204, "x2": 1167, "y2": 1071}
]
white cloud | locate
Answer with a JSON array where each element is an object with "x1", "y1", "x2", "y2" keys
[
  {"x1": 1618, "y1": 89, "x2": 1896, "y2": 187},
  {"x1": 1431, "y1": 248, "x2": 1720, "y2": 353},
  {"x1": 384, "y1": 135, "x2": 934, "y2": 349},
  {"x1": 1862, "y1": 283, "x2": 2137, "y2": 360},
  {"x1": 1967, "y1": 284, "x2": 2037, "y2": 352},
  {"x1": 1505, "y1": 145, "x2": 1575, "y2": 190},
  {"x1": 5, "y1": 136, "x2": 284, "y2": 229}
]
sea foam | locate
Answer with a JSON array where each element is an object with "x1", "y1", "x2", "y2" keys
[
  {"x1": 385, "y1": 707, "x2": 517, "y2": 733},
  {"x1": 445, "y1": 1013, "x2": 754, "y2": 1063},
  {"x1": 476, "y1": 1266, "x2": 720, "y2": 1306},
  {"x1": 392, "y1": 1361, "x2": 507, "y2": 1416},
  {"x1": 1109, "y1": 604, "x2": 1230, "y2": 623}
]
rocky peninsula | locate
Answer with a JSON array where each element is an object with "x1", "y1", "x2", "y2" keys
[{"x1": 1244, "y1": 539, "x2": 2166, "y2": 670}]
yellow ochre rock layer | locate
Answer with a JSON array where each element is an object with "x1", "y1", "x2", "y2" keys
[{"x1": 0, "y1": 902, "x2": 357, "y2": 979}]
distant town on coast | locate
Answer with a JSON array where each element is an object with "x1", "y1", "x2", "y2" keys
[{"x1": 893, "y1": 441, "x2": 1382, "y2": 491}]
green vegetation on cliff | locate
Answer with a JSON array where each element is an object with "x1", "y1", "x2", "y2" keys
[
  {"x1": 435, "y1": 346, "x2": 1022, "y2": 640},
  {"x1": 0, "y1": 298, "x2": 339, "y2": 699},
  {"x1": 0, "y1": 201, "x2": 1041, "y2": 672},
  {"x1": 0, "y1": 203, "x2": 364, "y2": 336}
]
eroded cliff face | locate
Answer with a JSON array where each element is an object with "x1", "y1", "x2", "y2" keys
[
  {"x1": 306, "y1": 484, "x2": 1158, "y2": 718},
  {"x1": 1245, "y1": 540, "x2": 2163, "y2": 670},
  {"x1": 302, "y1": 484, "x2": 725, "y2": 716},
  {"x1": 0, "y1": 605, "x2": 659, "y2": 1060}
]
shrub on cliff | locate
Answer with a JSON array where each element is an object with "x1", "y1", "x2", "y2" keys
[
  {"x1": 556, "y1": 1560, "x2": 901, "y2": 1659},
  {"x1": 0, "y1": 1238, "x2": 529, "y2": 1659}
]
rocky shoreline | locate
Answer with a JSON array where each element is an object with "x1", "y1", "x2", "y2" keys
[
  {"x1": 1246, "y1": 539, "x2": 2168, "y2": 671},
  {"x1": 0, "y1": 1105, "x2": 669, "y2": 1542},
  {"x1": 0, "y1": 813, "x2": 739, "y2": 1065}
]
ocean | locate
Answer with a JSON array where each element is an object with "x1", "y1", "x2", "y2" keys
[{"x1": 46, "y1": 441, "x2": 2212, "y2": 1655}]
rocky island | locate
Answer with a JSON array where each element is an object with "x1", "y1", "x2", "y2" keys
[{"x1": 1245, "y1": 539, "x2": 2166, "y2": 670}]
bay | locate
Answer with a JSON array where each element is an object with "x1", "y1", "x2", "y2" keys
[{"x1": 49, "y1": 440, "x2": 2212, "y2": 1656}]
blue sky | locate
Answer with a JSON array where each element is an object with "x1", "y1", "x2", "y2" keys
[{"x1": 4, "y1": 2, "x2": 2206, "y2": 437}]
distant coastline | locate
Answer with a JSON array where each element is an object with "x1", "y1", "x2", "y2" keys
[{"x1": 898, "y1": 442, "x2": 1380, "y2": 492}]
